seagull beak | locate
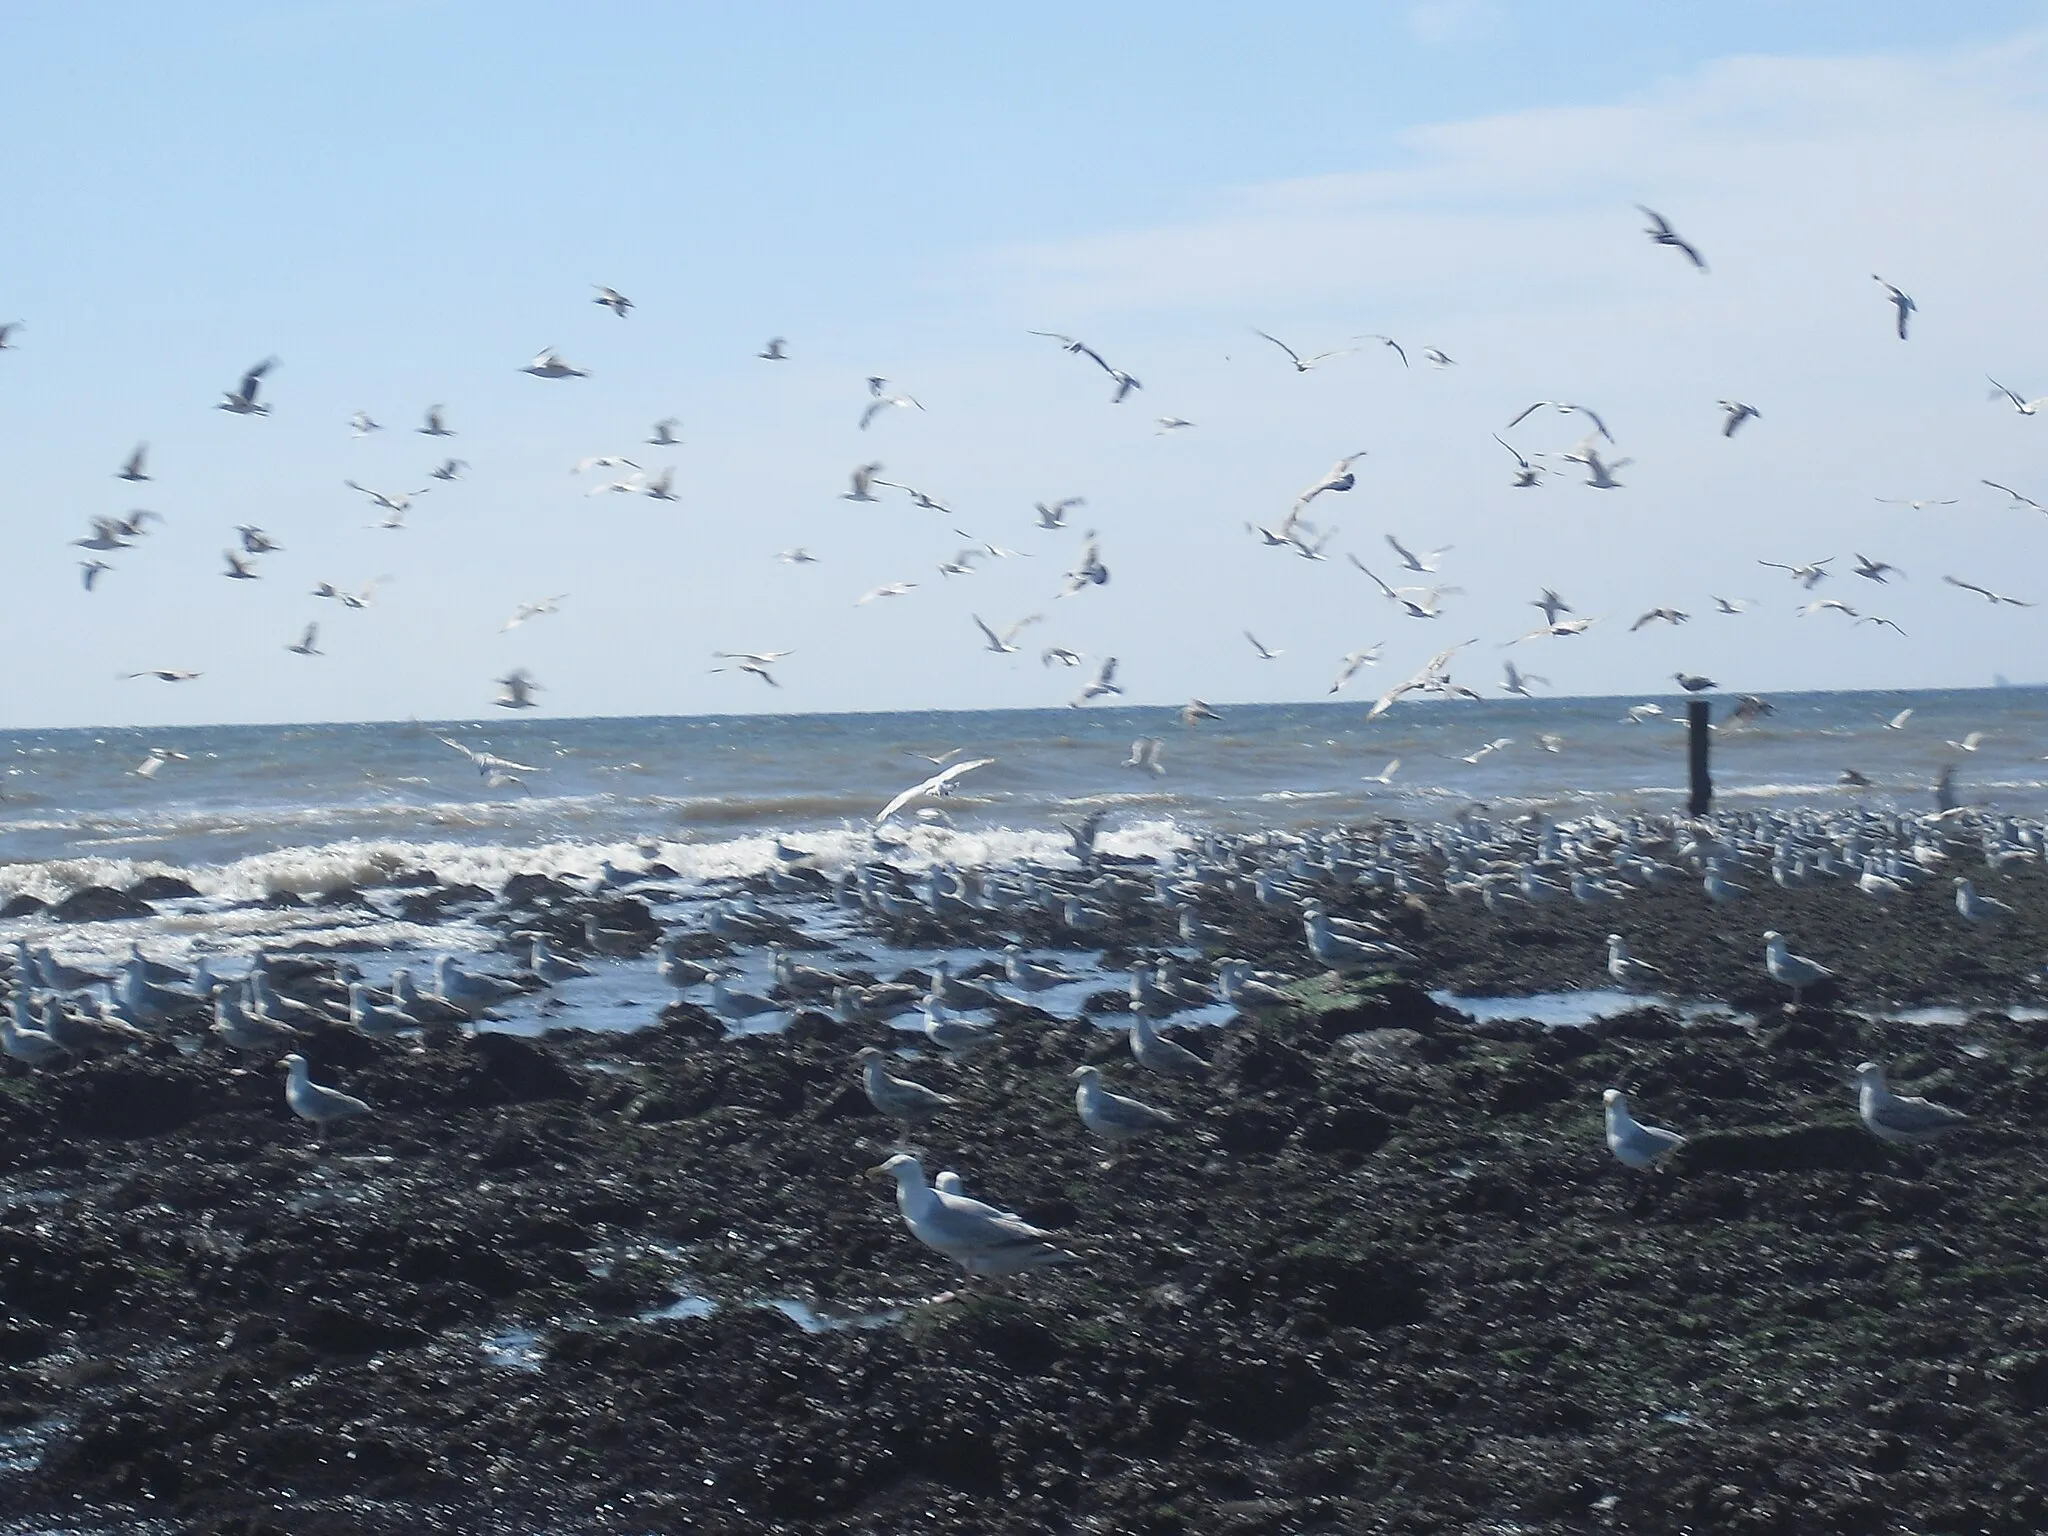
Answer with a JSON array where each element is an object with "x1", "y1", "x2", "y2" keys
[{"x1": 865, "y1": 1163, "x2": 893, "y2": 1181}]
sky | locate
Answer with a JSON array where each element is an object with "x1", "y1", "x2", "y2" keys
[{"x1": 5, "y1": 1, "x2": 2048, "y2": 728}]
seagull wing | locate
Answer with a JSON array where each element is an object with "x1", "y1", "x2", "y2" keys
[{"x1": 1252, "y1": 330, "x2": 1303, "y2": 367}]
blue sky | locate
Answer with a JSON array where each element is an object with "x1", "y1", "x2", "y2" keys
[{"x1": 6, "y1": 2, "x2": 2048, "y2": 727}]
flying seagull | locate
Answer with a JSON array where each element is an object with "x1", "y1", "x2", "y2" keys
[
  {"x1": 647, "y1": 417, "x2": 683, "y2": 446},
  {"x1": 1719, "y1": 401, "x2": 1760, "y2": 436},
  {"x1": 1244, "y1": 631, "x2": 1282, "y2": 660},
  {"x1": 126, "y1": 669, "x2": 201, "y2": 683},
  {"x1": 429, "y1": 458, "x2": 467, "y2": 481},
  {"x1": 1872, "y1": 275, "x2": 1915, "y2": 339},
  {"x1": 503, "y1": 595, "x2": 567, "y2": 631},
  {"x1": 287, "y1": 623, "x2": 322, "y2": 656},
  {"x1": 494, "y1": 669, "x2": 541, "y2": 709},
  {"x1": 1252, "y1": 330, "x2": 1355, "y2": 373},
  {"x1": 1505, "y1": 400, "x2": 1613, "y2": 443},
  {"x1": 1035, "y1": 497, "x2": 1084, "y2": 529},
  {"x1": 522, "y1": 348, "x2": 589, "y2": 379},
  {"x1": 1987, "y1": 377, "x2": 2047, "y2": 415},
  {"x1": 116, "y1": 443, "x2": 150, "y2": 482},
  {"x1": 757, "y1": 337, "x2": 788, "y2": 360},
  {"x1": 1943, "y1": 575, "x2": 2034, "y2": 607},
  {"x1": 1636, "y1": 206, "x2": 1707, "y2": 270},
  {"x1": 972, "y1": 614, "x2": 1042, "y2": 654},
  {"x1": 876, "y1": 758, "x2": 994, "y2": 823},
  {"x1": 592, "y1": 285, "x2": 633, "y2": 317},
  {"x1": 1981, "y1": 480, "x2": 2043, "y2": 512},
  {"x1": 1493, "y1": 434, "x2": 1544, "y2": 487},
  {"x1": 417, "y1": 404, "x2": 455, "y2": 436},
  {"x1": 1028, "y1": 330, "x2": 1141, "y2": 402},
  {"x1": 217, "y1": 358, "x2": 277, "y2": 415}
]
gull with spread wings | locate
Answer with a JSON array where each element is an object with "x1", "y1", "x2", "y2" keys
[
  {"x1": 876, "y1": 758, "x2": 994, "y2": 824},
  {"x1": 1252, "y1": 330, "x2": 1356, "y2": 373}
]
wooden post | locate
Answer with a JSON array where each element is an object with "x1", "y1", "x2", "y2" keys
[{"x1": 1687, "y1": 699, "x2": 1712, "y2": 816}]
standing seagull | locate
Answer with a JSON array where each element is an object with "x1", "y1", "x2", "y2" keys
[
  {"x1": 282, "y1": 1054, "x2": 371, "y2": 1142},
  {"x1": 1854, "y1": 1062, "x2": 1968, "y2": 1144},
  {"x1": 1872, "y1": 275, "x2": 1915, "y2": 339},
  {"x1": 1602, "y1": 1089, "x2": 1686, "y2": 1168},
  {"x1": 1635, "y1": 206, "x2": 1707, "y2": 270},
  {"x1": 592, "y1": 285, "x2": 633, "y2": 317},
  {"x1": 116, "y1": 443, "x2": 151, "y2": 482},
  {"x1": 217, "y1": 358, "x2": 277, "y2": 415}
]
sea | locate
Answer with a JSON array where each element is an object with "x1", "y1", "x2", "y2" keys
[{"x1": 1, "y1": 687, "x2": 2044, "y2": 979}]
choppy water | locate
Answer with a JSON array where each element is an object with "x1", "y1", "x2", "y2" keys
[{"x1": 1, "y1": 687, "x2": 2043, "y2": 969}]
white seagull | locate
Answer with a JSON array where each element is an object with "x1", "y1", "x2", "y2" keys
[
  {"x1": 522, "y1": 348, "x2": 589, "y2": 379},
  {"x1": 217, "y1": 358, "x2": 278, "y2": 415}
]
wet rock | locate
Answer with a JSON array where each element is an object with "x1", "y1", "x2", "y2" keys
[
  {"x1": 126, "y1": 875, "x2": 201, "y2": 901},
  {"x1": 1676, "y1": 1121, "x2": 1889, "y2": 1174},
  {"x1": 0, "y1": 894, "x2": 45, "y2": 918},
  {"x1": 502, "y1": 872, "x2": 580, "y2": 906},
  {"x1": 452, "y1": 1034, "x2": 586, "y2": 1106},
  {"x1": 49, "y1": 885, "x2": 154, "y2": 922}
]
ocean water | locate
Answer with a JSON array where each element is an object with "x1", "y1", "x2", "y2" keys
[{"x1": 1, "y1": 686, "x2": 2043, "y2": 970}]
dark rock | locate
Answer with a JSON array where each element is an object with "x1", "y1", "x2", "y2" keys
[
  {"x1": 0, "y1": 894, "x2": 45, "y2": 918},
  {"x1": 49, "y1": 886, "x2": 154, "y2": 922},
  {"x1": 1296, "y1": 1103, "x2": 1391, "y2": 1155},
  {"x1": 291, "y1": 1304, "x2": 430, "y2": 1356},
  {"x1": 1676, "y1": 1122, "x2": 1889, "y2": 1174},
  {"x1": 1216, "y1": 1102, "x2": 1294, "y2": 1155},
  {"x1": 456, "y1": 1033, "x2": 586, "y2": 1105},
  {"x1": 125, "y1": 875, "x2": 200, "y2": 902},
  {"x1": 502, "y1": 872, "x2": 580, "y2": 906}
]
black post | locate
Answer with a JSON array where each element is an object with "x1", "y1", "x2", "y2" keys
[{"x1": 1687, "y1": 699, "x2": 1713, "y2": 816}]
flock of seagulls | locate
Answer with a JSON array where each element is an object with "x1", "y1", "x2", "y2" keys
[
  {"x1": 0, "y1": 781, "x2": 2005, "y2": 1281},
  {"x1": 29, "y1": 201, "x2": 2040, "y2": 719}
]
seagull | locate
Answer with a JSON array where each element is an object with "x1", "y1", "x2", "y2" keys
[
  {"x1": 1506, "y1": 400, "x2": 1613, "y2": 443},
  {"x1": 1763, "y1": 930, "x2": 1832, "y2": 1004},
  {"x1": 1872, "y1": 275, "x2": 1915, "y2": 339},
  {"x1": 1673, "y1": 672, "x2": 1716, "y2": 692},
  {"x1": 1034, "y1": 496, "x2": 1084, "y2": 529},
  {"x1": 1854, "y1": 1062, "x2": 1967, "y2": 1144},
  {"x1": 133, "y1": 747, "x2": 189, "y2": 780},
  {"x1": 1853, "y1": 553, "x2": 1902, "y2": 582},
  {"x1": 855, "y1": 581, "x2": 917, "y2": 605},
  {"x1": 1072, "y1": 1065, "x2": 1178, "y2": 1142},
  {"x1": 1348, "y1": 557, "x2": 1462, "y2": 619},
  {"x1": 646, "y1": 418, "x2": 683, "y2": 447},
  {"x1": 428, "y1": 458, "x2": 467, "y2": 481},
  {"x1": 1027, "y1": 330, "x2": 1140, "y2": 401},
  {"x1": 1294, "y1": 451, "x2": 1368, "y2": 508},
  {"x1": 1181, "y1": 698, "x2": 1221, "y2": 725},
  {"x1": 125, "y1": 669, "x2": 201, "y2": 683},
  {"x1": 1981, "y1": 480, "x2": 2044, "y2": 512},
  {"x1": 972, "y1": 614, "x2": 1042, "y2": 654},
  {"x1": 1328, "y1": 646, "x2": 1383, "y2": 694},
  {"x1": 713, "y1": 648, "x2": 796, "y2": 667},
  {"x1": 311, "y1": 576, "x2": 383, "y2": 606},
  {"x1": 1944, "y1": 574, "x2": 2035, "y2": 606},
  {"x1": 1500, "y1": 660, "x2": 1547, "y2": 697},
  {"x1": 843, "y1": 462, "x2": 885, "y2": 502},
  {"x1": 116, "y1": 443, "x2": 151, "y2": 482},
  {"x1": 775, "y1": 548, "x2": 818, "y2": 564},
  {"x1": 757, "y1": 337, "x2": 787, "y2": 360},
  {"x1": 522, "y1": 348, "x2": 588, "y2": 379},
  {"x1": 1123, "y1": 737, "x2": 1165, "y2": 774},
  {"x1": 711, "y1": 658, "x2": 781, "y2": 687},
  {"x1": 1422, "y1": 347, "x2": 1456, "y2": 368},
  {"x1": 1798, "y1": 599, "x2": 1858, "y2": 619},
  {"x1": 876, "y1": 757, "x2": 993, "y2": 823},
  {"x1": 283, "y1": 1053, "x2": 371, "y2": 1140},
  {"x1": 1532, "y1": 589, "x2": 1573, "y2": 625},
  {"x1": 1635, "y1": 206, "x2": 1707, "y2": 270},
  {"x1": 1602, "y1": 1088, "x2": 1686, "y2": 1168},
  {"x1": 1244, "y1": 631, "x2": 1282, "y2": 660},
  {"x1": 1560, "y1": 436, "x2": 1631, "y2": 489},
  {"x1": 1072, "y1": 656, "x2": 1122, "y2": 706},
  {"x1": 217, "y1": 358, "x2": 277, "y2": 415},
  {"x1": 1357, "y1": 333, "x2": 1408, "y2": 367},
  {"x1": 1945, "y1": 731, "x2": 1985, "y2": 754},
  {"x1": 1493, "y1": 434, "x2": 1544, "y2": 488},
  {"x1": 223, "y1": 550, "x2": 260, "y2": 580},
  {"x1": 1885, "y1": 708, "x2": 1914, "y2": 730},
  {"x1": 1252, "y1": 330, "x2": 1355, "y2": 372},
  {"x1": 1987, "y1": 377, "x2": 2048, "y2": 415},
  {"x1": 854, "y1": 1047, "x2": 956, "y2": 1125},
  {"x1": 1712, "y1": 596, "x2": 1749, "y2": 614},
  {"x1": 1503, "y1": 617, "x2": 1596, "y2": 646},
  {"x1": 1367, "y1": 639, "x2": 1479, "y2": 720},
  {"x1": 1385, "y1": 533, "x2": 1451, "y2": 573},
  {"x1": 1060, "y1": 532, "x2": 1110, "y2": 596},
  {"x1": 343, "y1": 479, "x2": 428, "y2": 514},
  {"x1": 348, "y1": 410, "x2": 381, "y2": 437},
  {"x1": 287, "y1": 623, "x2": 321, "y2": 656},
  {"x1": 1606, "y1": 936, "x2": 1663, "y2": 988},
  {"x1": 1154, "y1": 416, "x2": 1192, "y2": 432},
  {"x1": 1631, "y1": 608, "x2": 1689, "y2": 631},
  {"x1": 1364, "y1": 757, "x2": 1400, "y2": 785},
  {"x1": 0, "y1": 321, "x2": 20, "y2": 350},
  {"x1": 859, "y1": 390, "x2": 924, "y2": 431},
  {"x1": 1041, "y1": 646, "x2": 1083, "y2": 668},
  {"x1": 1759, "y1": 557, "x2": 1833, "y2": 589},
  {"x1": 79, "y1": 560, "x2": 111, "y2": 591},
  {"x1": 871, "y1": 1153, "x2": 1074, "y2": 1277},
  {"x1": 1458, "y1": 737, "x2": 1513, "y2": 765},
  {"x1": 1718, "y1": 400, "x2": 1760, "y2": 436},
  {"x1": 503, "y1": 595, "x2": 567, "y2": 630},
  {"x1": 592, "y1": 284, "x2": 633, "y2": 317},
  {"x1": 494, "y1": 669, "x2": 541, "y2": 710},
  {"x1": 1875, "y1": 496, "x2": 1957, "y2": 510}
]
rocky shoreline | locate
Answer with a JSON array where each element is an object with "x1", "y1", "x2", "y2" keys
[{"x1": 1, "y1": 827, "x2": 2044, "y2": 1534}]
